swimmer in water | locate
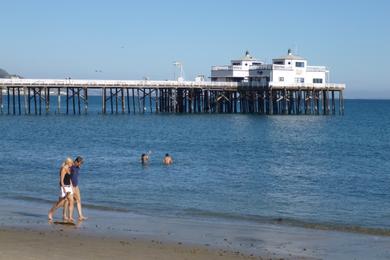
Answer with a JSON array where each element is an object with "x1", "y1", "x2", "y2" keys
[
  {"x1": 141, "y1": 153, "x2": 149, "y2": 164},
  {"x1": 163, "y1": 153, "x2": 173, "y2": 165}
]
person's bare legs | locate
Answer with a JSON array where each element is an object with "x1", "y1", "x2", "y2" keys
[
  {"x1": 67, "y1": 193, "x2": 75, "y2": 222},
  {"x1": 76, "y1": 202, "x2": 87, "y2": 220},
  {"x1": 48, "y1": 197, "x2": 66, "y2": 220},
  {"x1": 63, "y1": 199, "x2": 69, "y2": 221},
  {"x1": 73, "y1": 186, "x2": 87, "y2": 220}
]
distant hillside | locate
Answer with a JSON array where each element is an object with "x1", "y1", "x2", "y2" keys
[{"x1": 0, "y1": 68, "x2": 23, "y2": 78}]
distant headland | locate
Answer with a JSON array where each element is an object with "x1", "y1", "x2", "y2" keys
[{"x1": 0, "y1": 68, "x2": 22, "y2": 79}]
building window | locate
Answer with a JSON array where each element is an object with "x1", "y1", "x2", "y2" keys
[
  {"x1": 279, "y1": 77, "x2": 284, "y2": 82},
  {"x1": 295, "y1": 62, "x2": 305, "y2": 68},
  {"x1": 313, "y1": 78, "x2": 323, "y2": 83},
  {"x1": 295, "y1": 77, "x2": 304, "y2": 83}
]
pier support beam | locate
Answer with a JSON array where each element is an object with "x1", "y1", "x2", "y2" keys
[
  {"x1": 325, "y1": 90, "x2": 330, "y2": 115},
  {"x1": 102, "y1": 88, "x2": 106, "y2": 114},
  {"x1": 12, "y1": 87, "x2": 16, "y2": 115},
  {"x1": 132, "y1": 88, "x2": 136, "y2": 114},
  {"x1": 331, "y1": 91, "x2": 335, "y2": 115},
  {"x1": 283, "y1": 88, "x2": 288, "y2": 115},
  {"x1": 0, "y1": 86, "x2": 3, "y2": 114},
  {"x1": 297, "y1": 90, "x2": 301, "y2": 114},
  {"x1": 57, "y1": 88, "x2": 61, "y2": 114},
  {"x1": 84, "y1": 87, "x2": 88, "y2": 114},
  {"x1": 38, "y1": 88, "x2": 42, "y2": 115},
  {"x1": 23, "y1": 87, "x2": 28, "y2": 115},
  {"x1": 77, "y1": 87, "x2": 81, "y2": 115},
  {"x1": 0, "y1": 83, "x2": 345, "y2": 116},
  {"x1": 72, "y1": 88, "x2": 76, "y2": 115},
  {"x1": 66, "y1": 88, "x2": 69, "y2": 114},
  {"x1": 268, "y1": 89, "x2": 273, "y2": 115},
  {"x1": 7, "y1": 87, "x2": 10, "y2": 114},
  {"x1": 110, "y1": 88, "x2": 114, "y2": 114},
  {"x1": 45, "y1": 87, "x2": 50, "y2": 114},
  {"x1": 126, "y1": 88, "x2": 131, "y2": 114},
  {"x1": 17, "y1": 87, "x2": 21, "y2": 115},
  {"x1": 340, "y1": 90, "x2": 344, "y2": 115},
  {"x1": 121, "y1": 88, "x2": 125, "y2": 114}
]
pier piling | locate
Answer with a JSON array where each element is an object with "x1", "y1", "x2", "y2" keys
[
  {"x1": 0, "y1": 80, "x2": 345, "y2": 116},
  {"x1": 0, "y1": 86, "x2": 3, "y2": 114}
]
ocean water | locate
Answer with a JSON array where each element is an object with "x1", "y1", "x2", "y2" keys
[{"x1": 0, "y1": 98, "x2": 389, "y2": 234}]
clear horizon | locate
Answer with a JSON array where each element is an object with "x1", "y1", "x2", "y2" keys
[{"x1": 0, "y1": 0, "x2": 389, "y2": 99}]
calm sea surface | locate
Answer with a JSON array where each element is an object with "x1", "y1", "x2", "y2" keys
[{"x1": 0, "y1": 99, "x2": 389, "y2": 232}]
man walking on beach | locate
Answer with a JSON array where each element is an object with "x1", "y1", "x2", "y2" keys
[{"x1": 70, "y1": 156, "x2": 87, "y2": 220}]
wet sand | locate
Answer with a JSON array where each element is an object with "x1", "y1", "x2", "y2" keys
[{"x1": 1, "y1": 198, "x2": 390, "y2": 259}]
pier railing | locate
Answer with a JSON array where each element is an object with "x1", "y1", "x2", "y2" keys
[
  {"x1": 211, "y1": 65, "x2": 244, "y2": 71},
  {"x1": 306, "y1": 66, "x2": 327, "y2": 72},
  {"x1": 0, "y1": 79, "x2": 345, "y2": 90},
  {"x1": 0, "y1": 78, "x2": 238, "y2": 90},
  {"x1": 267, "y1": 82, "x2": 345, "y2": 90}
]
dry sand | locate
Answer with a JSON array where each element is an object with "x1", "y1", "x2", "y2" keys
[{"x1": 0, "y1": 228, "x2": 271, "y2": 260}]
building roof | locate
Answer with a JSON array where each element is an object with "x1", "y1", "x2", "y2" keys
[
  {"x1": 231, "y1": 51, "x2": 264, "y2": 64},
  {"x1": 273, "y1": 49, "x2": 306, "y2": 61},
  {"x1": 232, "y1": 51, "x2": 258, "y2": 61},
  {"x1": 241, "y1": 50, "x2": 255, "y2": 61}
]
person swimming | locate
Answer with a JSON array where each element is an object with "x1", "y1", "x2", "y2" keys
[
  {"x1": 141, "y1": 153, "x2": 149, "y2": 164},
  {"x1": 163, "y1": 153, "x2": 173, "y2": 165}
]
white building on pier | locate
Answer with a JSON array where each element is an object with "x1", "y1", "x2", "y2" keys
[
  {"x1": 210, "y1": 51, "x2": 264, "y2": 82},
  {"x1": 211, "y1": 49, "x2": 329, "y2": 87}
]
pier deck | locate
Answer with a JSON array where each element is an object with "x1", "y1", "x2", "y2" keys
[{"x1": 0, "y1": 79, "x2": 345, "y2": 115}]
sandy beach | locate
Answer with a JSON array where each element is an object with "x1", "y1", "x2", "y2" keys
[
  {"x1": 1, "y1": 198, "x2": 390, "y2": 259},
  {"x1": 0, "y1": 228, "x2": 266, "y2": 260},
  {"x1": 0, "y1": 198, "x2": 303, "y2": 260}
]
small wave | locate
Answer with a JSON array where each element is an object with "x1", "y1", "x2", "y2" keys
[
  {"x1": 82, "y1": 203, "x2": 130, "y2": 213},
  {"x1": 9, "y1": 195, "x2": 130, "y2": 213},
  {"x1": 11, "y1": 211, "x2": 46, "y2": 218},
  {"x1": 9, "y1": 195, "x2": 390, "y2": 236},
  {"x1": 10, "y1": 195, "x2": 53, "y2": 204},
  {"x1": 183, "y1": 208, "x2": 390, "y2": 236}
]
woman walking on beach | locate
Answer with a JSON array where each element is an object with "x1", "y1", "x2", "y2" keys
[{"x1": 48, "y1": 157, "x2": 75, "y2": 222}]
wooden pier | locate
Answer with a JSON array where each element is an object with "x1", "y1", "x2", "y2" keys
[{"x1": 0, "y1": 79, "x2": 345, "y2": 115}]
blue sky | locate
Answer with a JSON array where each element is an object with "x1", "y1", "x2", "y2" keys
[{"x1": 0, "y1": 0, "x2": 389, "y2": 98}]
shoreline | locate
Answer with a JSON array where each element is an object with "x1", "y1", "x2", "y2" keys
[
  {"x1": 1, "y1": 198, "x2": 390, "y2": 259},
  {"x1": 7, "y1": 195, "x2": 390, "y2": 237}
]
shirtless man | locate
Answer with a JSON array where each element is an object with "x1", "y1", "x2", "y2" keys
[{"x1": 163, "y1": 153, "x2": 173, "y2": 165}]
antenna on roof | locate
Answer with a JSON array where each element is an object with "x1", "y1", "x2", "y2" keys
[
  {"x1": 293, "y1": 43, "x2": 298, "y2": 55},
  {"x1": 173, "y1": 61, "x2": 184, "y2": 82}
]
